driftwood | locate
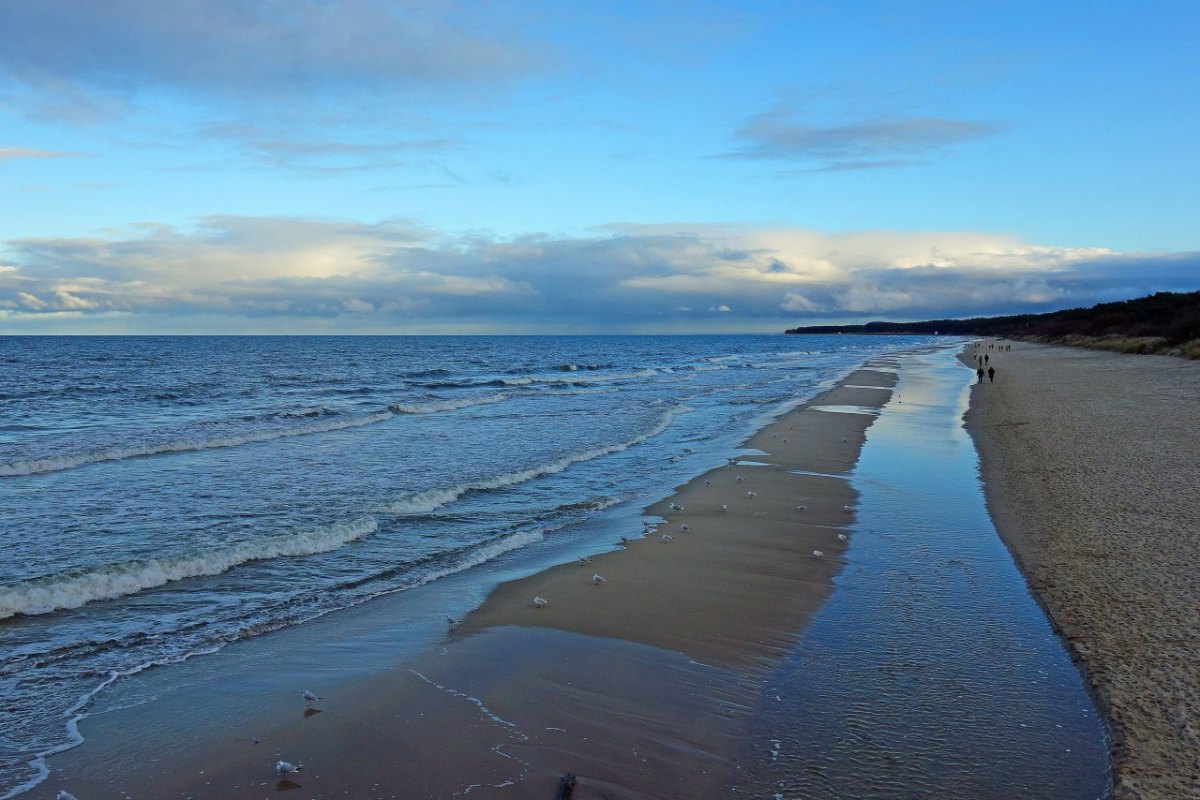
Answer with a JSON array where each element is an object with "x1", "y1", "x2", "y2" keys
[{"x1": 554, "y1": 772, "x2": 577, "y2": 799}]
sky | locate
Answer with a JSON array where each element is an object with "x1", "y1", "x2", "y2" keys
[{"x1": 1, "y1": 0, "x2": 1198, "y2": 334}]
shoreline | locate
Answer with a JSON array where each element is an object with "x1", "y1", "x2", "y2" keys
[
  {"x1": 35, "y1": 357, "x2": 898, "y2": 799},
  {"x1": 962, "y1": 340, "x2": 1200, "y2": 799}
]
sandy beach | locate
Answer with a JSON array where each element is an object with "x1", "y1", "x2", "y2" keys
[
  {"x1": 963, "y1": 341, "x2": 1200, "y2": 799},
  {"x1": 37, "y1": 363, "x2": 897, "y2": 798}
]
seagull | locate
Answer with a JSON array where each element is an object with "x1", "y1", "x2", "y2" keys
[
  {"x1": 844, "y1": 505, "x2": 853, "y2": 512},
  {"x1": 782, "y1": 438, "x2": 789, "y2": 443},
  {"x1": 661, "y1": 534, "x2": 674, "y2": 542},
  {"x1": 592, "y1": 573, "x2": 607, "y2": 585},
  {"x1": 669, "y1": 502, "x2": 683, "y2": 511},
  {"x1": 747, "y1": 491, "x2": 758, "y2": 498},
  {"x1": 720, "y1": 504, "x2": 728, "y2": 512},
  {"x1": 56, "y1": 792, "x2": 80, "y2": 800},
  {"x1": 796, "y1": 505, "x2": 807, "y2": 512},
  {"x1": 704, "y1": 480, "x2": 711, "y2": 486},
  {"x1": 841, "y1": 436, "x2": 848, "y2": 443},
  {"x1": 837, "y1": 533, "x2": 847, "y2": 541},
  {"x1": 533, "y1": 596, "x2": 548, "y2": 608},
  {"x1": 302, "y1": 690, "x2": 321, "y2": 705},
  {"x1": 812, "y1": 550, "x2": 825, "y2": 559},
  {"x1": 577, "y1": 556, "x2": 591, "y2": 565},
  {"x1": 276, "y1": 760, "x2": 303, "y2": 776},
  {"x1": 736, "y1": 475, "x2": 744, "y2": 483},
  {"x1": 446, "y1": 616, "x2": 459, "y2": 630}
]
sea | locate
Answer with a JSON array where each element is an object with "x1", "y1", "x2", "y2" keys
[{"x1": 0, "y1": 333, "x2": 926, "y2": 797}]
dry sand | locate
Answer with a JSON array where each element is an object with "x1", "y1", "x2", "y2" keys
[
  {"x1": 40, "y1": 364, "x2": 897, "y2": 799},
  {"x1": 963, "y1": 341, "x2": 1200, "y2": 799}
]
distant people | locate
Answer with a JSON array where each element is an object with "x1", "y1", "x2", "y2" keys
[
  {"x1": 984, "y1": 354, "x2": 989, "y2": 364},
  {"x1": 977, "y1": 367, "x2": 984, "y2": 383},
  {"x1": 988, "y1": 366, "x2": 995, "y2": 383}
]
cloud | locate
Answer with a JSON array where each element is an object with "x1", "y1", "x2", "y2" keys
[
  {"x1": 0, "y1": 1, "x2": 547, "y2": 156},
  {"x1": 724, "y1": 106, "x2": 997, "y2": 170},
  {"x1": 2, "y1": 216, "x2": 1197, "y2": 332},
  {"x1": 0, "y1": 1, "x2": 541, "y2": 101},
  {"x1": 0, "y1": 147, "x2": 82, "y2": 161}
]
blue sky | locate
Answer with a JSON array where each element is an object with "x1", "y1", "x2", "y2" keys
[{"x1": 1, "y1": 0, "x2": 1197, "y2": 333}]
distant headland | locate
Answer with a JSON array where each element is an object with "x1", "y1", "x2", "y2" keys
[{"x1": 785, "y1": 290, "x2": 1200, "y2": 359}]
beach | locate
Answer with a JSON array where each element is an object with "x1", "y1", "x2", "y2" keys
[
  {"x1": 19, "y1": 342, "x2": 1125, "y2": 799},
  {"x1": 963, "y1": 341, "x2": 1200, "y2": 799},
  {"x1": 32, "y1": 360, "x2": 896, "y2": 799}
]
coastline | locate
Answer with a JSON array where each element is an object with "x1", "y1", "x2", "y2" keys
[
  {"x1": 962, "y1": 341, "x2": 1200, "y2": 799},
  {"x1": 35, "y1": 359, "x2": 897, "y2": 798}
]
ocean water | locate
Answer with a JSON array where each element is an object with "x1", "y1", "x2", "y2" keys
[{"x1": 0, "y1": 333, "x2": 922, "y2": 797}]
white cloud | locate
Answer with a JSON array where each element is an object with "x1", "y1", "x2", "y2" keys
[
  {"x1": 2, "y1": 216, "x2": 1196, "y2": 332},
  {"x1": 0, "y1": 147, "x2": 82, "y2": 161},
  {"x1": 781, "y1": 292, "x2": 822, "y2": 312},
  {"x1": 341, "y1": 297, "x2": 375, "y2": 313},
  {"x1": 17, "y1": 291, "x2": 47, "y2": 309}
]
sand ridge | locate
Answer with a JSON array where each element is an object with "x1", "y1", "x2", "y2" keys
[
  {"x1": 459, "y1": 366, "x2": 897, "y2": 673},
  {"x1": 963, "y1": 341, "x2": 1200, "y2": 799}
]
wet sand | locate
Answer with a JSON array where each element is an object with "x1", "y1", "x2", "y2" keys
[
  {"x1": 38, "y1": 364, "x2": 897, "y2": 798},
  {"x1": 963, "y1": 341, "x2": 1200, "y2": 799}
]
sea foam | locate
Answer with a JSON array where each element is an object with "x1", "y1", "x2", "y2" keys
[
  {"x1": 0, "y1": 412, "x2": 395, "y2": 478},
  {"x1": 0, "y1": 518, "x2": 379, "y2": 618},
  {"x1": 378, "y1": 407, "x2": 679, "y2": 515}
]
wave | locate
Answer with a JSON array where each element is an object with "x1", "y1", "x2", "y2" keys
[
  {"x1": 2, "y1": 389, "x2": 523, "y2": 478},
  {"x1": 555, "y1": 362, "x2": 612, "y2": 372},
  {"x1": 388, "y1": 392, "x2": 509, "y2": 414},
  {"x1": 378, "y1": 406, "x2": 679, "y2": 515},
  {"x1": 0, "y1": 518, "x2": 378, "y2": 619},
  {"x1": 0, "y1": 411, "x2": 394, "y2": 477},
  {"x1": 401, "y1": 368, "x2": 451, "y2": 378}
]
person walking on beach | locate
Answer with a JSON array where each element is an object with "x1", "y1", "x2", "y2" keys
[
  {"x1": 977, "y1": 367, "x2": 985, "y2": 383},
  {"x1": 988, "y1": 366, "x2": 995, "y2": 383}
]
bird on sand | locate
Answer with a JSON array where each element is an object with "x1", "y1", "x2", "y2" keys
[
  {"x1": 837, "y1": 533, "x2": 847, "y2": 541},
  {"x1": 841, "y1": 436, "x2": 848, "y2": 443},
  {"x1": 577, "y1": 556, "x2": 592, "y2": 565},
  {"x1": 680, "y1": 524, "x2": 690, "y2": 531},
  {"x1": 670, "y1": 502, "x2": 684, "y2": 511},
  {"x1": 720, "y1": 504, "x2": 728, "y2": 512},
  {"x1": 661, "y1": 534, "x2": 674, "y2": 542},
  {"x1": 592, "y1": 574, "x2": 607, "y2": 585},
  {"x1": 533, "y1": 596, "x2": 549, "y2": 608},
  {"x1": 276, "y1": 760, "x2": 303, "y2": 776},
  {"x1": 747, "y1": 491, "x2": 758, "y2": 498},
  {"x1": 844, "y1": 505, "x2": 853, "y2": 512},
  {"x1": 736, "y1": 475, "x2": 744, "y2": 483},
  {"x1": 446, "y1": 616, "x2": 459, "y2": 629},
  {"x1": 302, "y1": 690, "x2": 321, "y2": 705},
  {"x1": 704, "y1": 480, "x2": 711, "y2": 486},
  {"x1": 812, "y1": 550, "x2": 825, "y2": 559},
  {"x1": 796, "y1": 505, "x2": 807, "y2": 512}
]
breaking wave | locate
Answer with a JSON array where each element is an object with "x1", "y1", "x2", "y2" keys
[
  {"x1": 0, "y1": 518, "x2": 379, "y2": 619},
  {"x1": 378, "y1": 406, "x2": 680, "y2": 515},
  {"x1": 388, "y1": 392, "x2": 509, "y2": 414},
  {"x1": 1, "y1": 390, "x2": 522, "y2": 478}
]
